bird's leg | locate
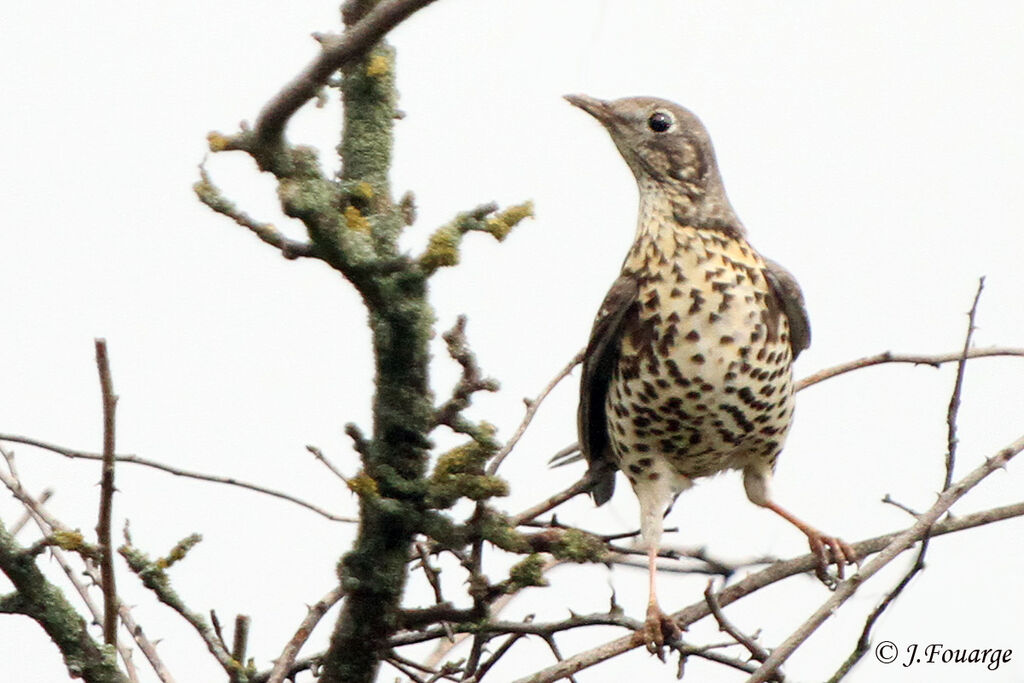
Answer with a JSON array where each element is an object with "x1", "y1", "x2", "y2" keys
[
  {"x1": 636, "y1": 486, "x2": 682, "y2": 655},
  {"x1": 744, "y1": 468, "x2": 856, "y2": 586},
  {"x1": 762, "y1": 500, "x2": 857, "y2": 585},
  {"x1": 643, "y1": 541, "x2": 681, "y2": 656}
]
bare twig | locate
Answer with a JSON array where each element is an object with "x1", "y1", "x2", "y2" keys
[
  {"x1": 306, "y1": 445, "x2": 349, "y2": 484},
  {"x1": 94, "y1": 339, "x2": 119, "y2": 647},
  {"x1": 508, "y1": 476, "x2": 590, "y2": 527},
  {"x1": 264, "y1": 584, "x2": 345, "y2": 683},
  {"x1": 230, "y1": 615, "x2": 251, "y2": 683},
  {"x1": 0, "y1": 434, "x2": 355, "y2": 523},
  {"x1": 945, "y1": 277, "x2": 985, "y2": 489},
  {"x1": 880, "y1": 494, "x2": 919, "y2": 517},
  {"x1": 488, "y1": 350, "x2": 584, "y2": 475},
  {"x1": 704, "y1": 581, "x2": 772, "y2": 667},
  {"x1": 796, "y1": 346, "x2": 1024, "y2": 391},
  {"x1": 10, "y1": 488, "x2": 52, "y2": 537}
]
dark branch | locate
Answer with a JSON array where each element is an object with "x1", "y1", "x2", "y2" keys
[
  {"x1": 254, "y1": 0, "x2": 439, "y2": 148},
  {"x1": 94, "y1": 339, "x2": 119, "y2": 648}
]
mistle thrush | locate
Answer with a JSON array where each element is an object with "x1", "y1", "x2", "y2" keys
[{"x1": 567, "y1": 94, "x2": 855, "y2": 651}]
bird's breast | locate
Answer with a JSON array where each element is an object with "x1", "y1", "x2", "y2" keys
[{"x1": 608, "y1": 227, "x2": 796, "y2": 482}]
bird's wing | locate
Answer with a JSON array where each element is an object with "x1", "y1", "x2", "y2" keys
[
  {"x1": 762, "y1": 258, "x2": 811, "y2": 358},
  {"x1": 578, "y1": 274, "x2": 639, "y2": 505}
]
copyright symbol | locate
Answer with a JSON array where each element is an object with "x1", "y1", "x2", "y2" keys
[{"x1": 875, "y1": 640, "x2": 898, "y2": 664}]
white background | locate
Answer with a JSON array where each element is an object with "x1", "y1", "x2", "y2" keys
[{"x1": 2, "y1": 2, "x2": 1023, "y2": 682}]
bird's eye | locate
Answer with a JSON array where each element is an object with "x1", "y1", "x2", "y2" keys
[{"x1": 648, "y1": 111, "x2": 673, "y2": 133}]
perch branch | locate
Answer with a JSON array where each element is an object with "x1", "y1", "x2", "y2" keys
[
  {"x1": 746, "y1": 432, "x2": 1024, "y2": 683},
  {"x1": 513, "y1": 480, "x2": 1024, "y2": 682}
]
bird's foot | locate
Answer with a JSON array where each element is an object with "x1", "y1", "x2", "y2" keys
[
  {"x1": 641, "y1": 602, "x2": 682, "y2": 658},
  {"x1": 807, "y1": 532, "x2": 857, "y2": 588}
]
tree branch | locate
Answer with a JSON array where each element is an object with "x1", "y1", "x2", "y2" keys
[
  {"x1": 796, "y1": 346, "x2": 1024, "y2": 391},
  {"x1": 253, "y1": 0, "x2": 439, "y2": 149},
  {"x1": 94, "y1": 339, "x2": 119, "y2": 647},
  {"x1": 0, "y1": 434, "x2": 355, "y2": 523}
]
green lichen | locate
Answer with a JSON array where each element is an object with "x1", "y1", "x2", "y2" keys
[
  {"x1": 506, "y1": 553, "x2": 549, "y2": 592},
  {"x1": 427, "y1": 432, "x2": 506, "y2": 509},
  {"x1": 550, "y1": 528, "x2": 607, "y2": 563},
  {"x1": 478, "y1": 512, "x2": 530, "y2": 554}
]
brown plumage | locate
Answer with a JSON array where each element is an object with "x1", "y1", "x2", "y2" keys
[{"x1": 568, "y1": 94, "x2": 853, "y2": 652}]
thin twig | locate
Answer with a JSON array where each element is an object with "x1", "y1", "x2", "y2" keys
[
  {"x1": 263, "y1": 584, "x2": 345, "y2": 683},
  {"x1": 796, "y1": 346, "x2": 1023, "y2": 391},
  {"x1": 488, "y1": 350, "x2": 584, "y2": 475},
  {"x1": 195, "y1": 165, "x2": 316, "y2": 259},
  {"x1": 945, "y1": 277, "x2": 984, "y2": 489},
  {"x1": 306, "y1": 445, "x2": 349, "y2": 484},
  {"x1": 94, "y1": 339, "x2": 119, "y2": 647},
  {"x1": 0, "y1": 434, "x2": 356, "y2": 523},
  {"x1": 508, "y1": 476, "x2": 590, "y2": 526},
  {"x1": 880, "y1": 494, "x2": 919, "y2": 517},
  {"x1": 10, "y1": 488, "x2": 53, "y2": 537},
  {"x1": 704, "y1": 581, "x2": 772, "y2": 667}
]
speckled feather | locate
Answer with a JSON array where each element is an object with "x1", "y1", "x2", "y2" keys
[{"x1": 575, "y1": 97, "x2": 811, "y2": 513}]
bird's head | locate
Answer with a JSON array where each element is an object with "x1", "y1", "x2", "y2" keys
[{"x1": 564, "y1": 94, "x2": 740, "y2": 230}]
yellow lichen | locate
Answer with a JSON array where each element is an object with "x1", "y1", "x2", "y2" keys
[
  {"x1": 485, "y1": 201, "x2": 534, "y2": 241},
  {"x1": 420, "y1": 225, "x2": 461, "y2": 273},
  {"x1": 347, "y1": 471, "x2": 379, "y2": 498},
  {"x1": 344, "y1": 205, "x2": 370, "y2": 233},
  {"x1": 206, "y1": 131, "x2": 230, "y2": 152},
  {"x1": 353, "y1": 181, "x2": 375, "y2": 200},
  {"x1": 51, "y1": 529, "x2": 84, "y2": 551},
  {"x1": 366, "y1": 54, "x2": 391, "y2": 79}
]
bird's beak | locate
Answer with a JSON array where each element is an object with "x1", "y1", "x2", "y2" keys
[{"x1": 564, "y1": 94, "x2": 614, "y2": 125}]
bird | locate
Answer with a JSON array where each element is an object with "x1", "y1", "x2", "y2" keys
[{"x1": 566, "y1": 94, "x2": 855, "y2": 652}]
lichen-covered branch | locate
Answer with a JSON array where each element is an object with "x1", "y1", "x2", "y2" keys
[
  {"x1": 0, "y1": 516, "x2": 129, "y2": 683},
  {"x1": 119, "y1": 537, "x2": 247, "y2": 680}
]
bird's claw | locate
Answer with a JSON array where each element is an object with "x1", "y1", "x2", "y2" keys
[
  {"x1": 642, "y1": 603, "x2": 682, "y2": 659},
  {"x1": 808, "y1": 533, "x2": 857, "y2": 588}
]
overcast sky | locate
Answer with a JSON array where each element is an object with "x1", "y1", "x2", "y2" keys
[{"x1": 3, "y1": 2, "x2": 1023, "y2": 682}]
